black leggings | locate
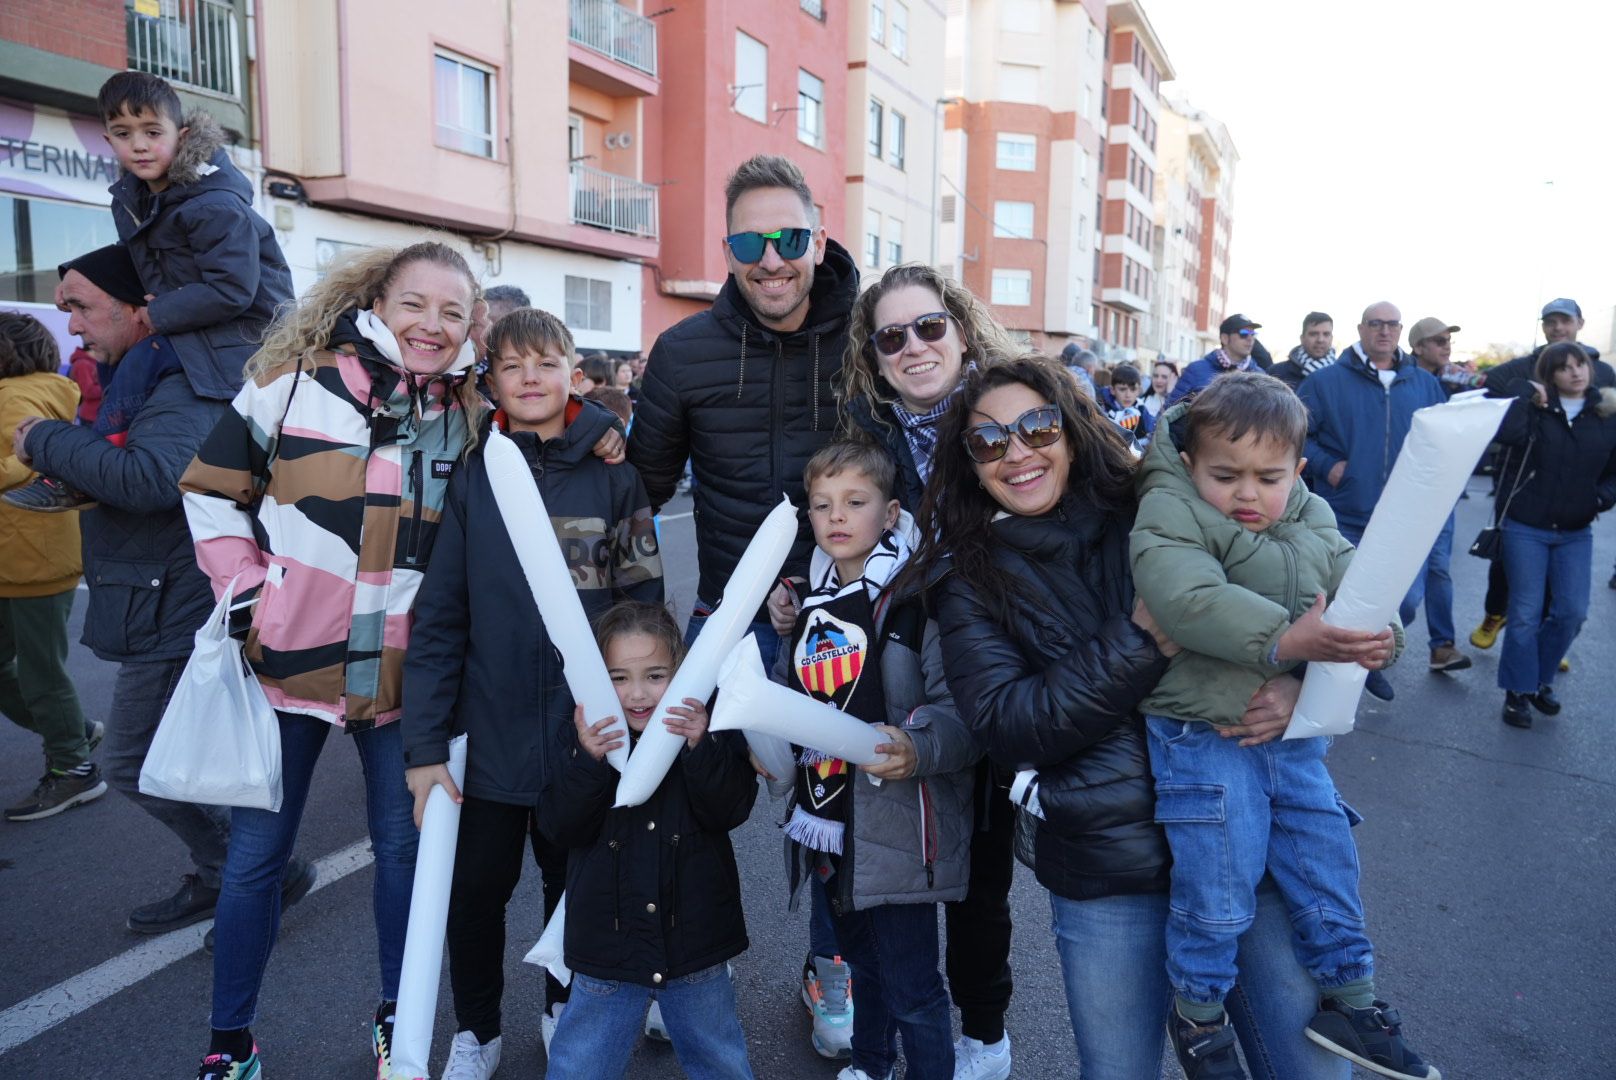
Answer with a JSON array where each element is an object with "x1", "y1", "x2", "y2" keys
[
  {"x1": 944, "y1": 762, "x2": 1016, "y2": 1044},
  {"x1": 446, "y1": 795, "x2": 569, "y2": 1042}
]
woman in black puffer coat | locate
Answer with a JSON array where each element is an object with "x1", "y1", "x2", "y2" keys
[{"x1": 909, "y1": 355, "x2": 1348, "y2": 1080}]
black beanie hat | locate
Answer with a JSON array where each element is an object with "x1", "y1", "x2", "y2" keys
[{"x1": 58, "y1": 245, "x2": 147, "y2": 307}]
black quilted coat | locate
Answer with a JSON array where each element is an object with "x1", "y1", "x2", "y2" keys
[
  {"x1": 629, "y1": 241, "x2": 857, "y2": 607},
  {"x1": 931, "y1": 495, "x2": 1173, "y2": 902}
]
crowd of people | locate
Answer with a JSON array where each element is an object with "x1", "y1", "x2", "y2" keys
[{"x1": 2, "y1": 67, "x2": 1613, "y2": 1080}]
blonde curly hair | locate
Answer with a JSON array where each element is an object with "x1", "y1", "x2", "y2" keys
[
  {"x1": 839, "y1": 263, "x2": 1018, "y2": 432},
  {"x1": 245, "y1": 240, "x2": 485, "y2": 446}
]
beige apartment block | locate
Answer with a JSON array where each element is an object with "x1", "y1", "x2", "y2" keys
[{"x1": 1151, "y1": 97, "x2": 1237, "y2": 364}]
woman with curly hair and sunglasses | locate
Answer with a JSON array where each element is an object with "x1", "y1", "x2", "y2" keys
[{"x1": 908, "y1": 354, "x2": 1350, "y2": 1080}]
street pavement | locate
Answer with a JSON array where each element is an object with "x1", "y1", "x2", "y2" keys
[{"x1": 1, "y1": 480, "x2": 1613, "y2": 1079}]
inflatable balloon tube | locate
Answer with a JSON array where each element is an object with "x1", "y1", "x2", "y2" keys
[
  {"x1": 483, "y1": 425, "x2": 629, "y2": 772},
  {"x1": 614, "y1": 495, "x2": 800, "y2": 807},
  {"x1": 710, "y1": 634, "x2": 886, "y2": 766},
  {"x1": 1286, "y1": 391, "x2": 1510, "y2": 739},
  {"x1": 522, "y1": 893, "x2": 572, "y2": 987},
  {"x1": 388, "y1": 734, "x2": 467, "y2": 1080}
]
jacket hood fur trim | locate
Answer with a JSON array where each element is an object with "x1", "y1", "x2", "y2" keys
[{"x1": 169, "y1": 109, "x2": 230, "y2": 187}]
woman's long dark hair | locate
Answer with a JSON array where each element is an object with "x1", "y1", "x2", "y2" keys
[{"x1": 902, "y1": 353, "x2": 1138, "y2": 621}]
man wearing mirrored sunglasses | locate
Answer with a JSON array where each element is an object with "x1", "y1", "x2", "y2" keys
[
  {"x1": 1166, "y1": 313, "x2": 1264, "y2": 406},
  {"x1": 1297, "y1": 301, "x2": 1446, "y2": 701}
]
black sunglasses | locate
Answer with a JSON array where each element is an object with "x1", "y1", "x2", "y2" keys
[
  {"x1": 870, "y1": 312, "x2": 951, "y2": 357},
  {"x1": 724, "y1": 228, "x2": 814, "y2": 264},
  {"x1": 963, "y1": 405, "x2": 1063, "y2": 464}
]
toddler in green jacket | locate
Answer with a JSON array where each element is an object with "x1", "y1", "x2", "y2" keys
[{"x1": 1130, "y1": 372, "x2": 1438, "y2": 1080}]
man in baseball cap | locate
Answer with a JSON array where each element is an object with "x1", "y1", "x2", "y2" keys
[{"x1": 1167, "y1": 313, "x2": 1263, "y2": 404}]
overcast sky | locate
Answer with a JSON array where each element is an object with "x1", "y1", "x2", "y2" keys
[{"x1": 1145, "y1": 0, "x2": 1615, "y2": 357}]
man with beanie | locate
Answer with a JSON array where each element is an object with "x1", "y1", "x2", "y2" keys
[{"x1": 7, "y1": 246, "x2": 312, "y2": 937}]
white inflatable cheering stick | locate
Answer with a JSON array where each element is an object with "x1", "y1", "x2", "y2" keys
[
  {"x1": 389, "y1": 734, "x2": 467, "y2": 1080},
  {"x1": 710, "y1": 633, "x2": 886, "y2": 766},
  {"x1": 1286, "y1": 391, "x2": 1511, "y2": 738},
  {"x1": 483, "y1": 424, "x2": 629, "y2": 771},
  {"x1": 523, "y1": 893, "x2": 572, "y2": 987},
  {"x1": 614, "y1": 495, "x2": 800, "y2": 807}
]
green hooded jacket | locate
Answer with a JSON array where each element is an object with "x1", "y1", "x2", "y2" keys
[{"x1": 1129, "y1": 401, "x2": 1359, "y2": 726}]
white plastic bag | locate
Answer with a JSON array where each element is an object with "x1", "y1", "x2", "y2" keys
[{"x1": 139, "y1": 577, "x2": 283, "y2": 811}]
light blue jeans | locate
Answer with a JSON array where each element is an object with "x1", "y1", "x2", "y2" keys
[
  {"x1": 1401, "y1": 510, "x2": 1458, "y2": 649},
  {"x1": 1048, "y1": 887, "x2": 1349, "y2": 1080},
  {"x1": 1499, "y1": 519, "x2": 1592, "y2": 693},
  {"x1": 545, "y1": 964, "x2": 754, "y2": 1079}
]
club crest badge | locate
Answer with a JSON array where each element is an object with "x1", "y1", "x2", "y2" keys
[{"x1": 794, "y1": 609, "x2": 868, "y2": 711}]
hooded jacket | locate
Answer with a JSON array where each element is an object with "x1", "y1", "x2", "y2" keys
[
  {"x1": 402, "y1": 401, "x2": 663, "y2": 805},
  {"x1": 931, "y1": 496, "x2": 1174, "y2": 902},
  {"x1": 109, "y1": 110, "x2": 293, "y2": 397},
  {"x1": 1490, "y1": 384, "x2": 1616, "y2": 532},
  {"x1": 1296, "y1": 343, "x2": 1446, "y2": 535},
  {"x1": 1130, "y1": 404, "x2": 1358, "y2": 726},
  {"x1": 180, "y1": 310, "x2": 478, "y2": 731},
  {"x1": 0, "y1": 372, "x2": 82, "y2": 598},
  {"x1": 628, "y1": 240, "x2": 858, "y2": 607}
]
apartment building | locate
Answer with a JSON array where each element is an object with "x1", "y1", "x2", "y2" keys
[
  {"x1": 1172, "y1": 99, "x2": 1238, "y2": 357},
  {"x1": 846, "y1": 0, "x2": 945, "y2": 286},
  {"x1": 641, "y1": 0, "x2": 847, "y2": 345},
  {"x1": 939, "y1": 0, "x2": 1109, "y2": 350},
  {"x1": 1093, "y1": 0, "x2": 1174, "y2": 362}
]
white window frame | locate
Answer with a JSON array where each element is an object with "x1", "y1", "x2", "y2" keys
[
  {"x1": 564, "y1": 275, "x2": 612, "y2": 332},
  {"x1": 887, "y1": 110, "x2": 906, "y2": 169},
  {"x1": 871, "y1": 0, "x2": 886, "y2": 43},
  {"x1": 887, "y1": 217, "x2": 904, "y2": 265},
  {"x1": 891, "y1": 2, "x2": 909, "y2": 60},
  {"x1": 434, "y1": 49, "x2": 496, "y2": 158},
  {"x1": 992, "y1": 200, "x2": 1034, "y2": 239},
  {"x1": 864, "y1": 208, "x2": 882, "y2": 268},
  {"x1": 567, "y1": 113, "x2": 583, "y2": 160},
  {"x1": 868, "y1": 97, "x2": 884, "y2": 158},
  {"x1": 991, "y1": 269, "x2": 1032, "y2": 307},
  {"x1": 797, "y1": 69, "x2": 824, "y2": 149},
  {"x1": 733, "y1": 31, "x2": 768, "y2": 123},
  {"x1": 995, "y1": 132, "x2": 1036, "y2": 172}
]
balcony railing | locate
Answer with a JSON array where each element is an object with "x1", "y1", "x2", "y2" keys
[
  {"x1": 569, "y1": 0, "x2": 657, "y2": 78},
  {"x1": 570, "y1": 163, "x2": 658, "y2": 240},
  {"x1": 126, "y1": 0, "x2": 241, "y2": 99}
]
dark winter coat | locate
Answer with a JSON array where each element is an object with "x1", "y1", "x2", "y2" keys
[
  {"x1": 628, "y1": 241, "x2": 858, "y2": 607},
  {"x1": 541, "y1": 727, "x2": 757, "y2": 987},
  {"x1": 108, "y1": 110, "x2": 293, "y2": 395},
  {"x1": 24, "y1": 339, "x2": 229, "y2": 661},
  {"x1": 1166, "y1": 348, "x2": 1262, "y2": 406},
  {"x1": 1489, "y1": 385, "x2": 1616, "y2": 533},
  {"x1": 402, "y1": 401, "x2": 662, "y2": 805},
  {"x1": 843, "y1": 395, "x2": 927, "y2": 511},
  {"x1": 1296, "y1": 344, "x2": 1446, "y2": 535},
  {"x1": 931, "y1": 496, "x2": 1173, "y2": 902},
  {"x1": 1484, "y1": 343, "x2": 1613, "y2": 401}
]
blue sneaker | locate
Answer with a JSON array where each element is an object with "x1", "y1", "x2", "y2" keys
[
  {"x1": 1364, "y1": 669, "x2": 1395, "y2": 702},
  {"x1": 1305, "y1": 998, "x2": 1439, "y2": 1079}
]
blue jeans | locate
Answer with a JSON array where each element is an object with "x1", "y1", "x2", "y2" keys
[
  {"x1": 1399, "y1": 510, "x2": 1458, "y2": 649},
  {"x1": 211, "y1": 712, "x2": 418, "y2": 1030},
  {"x1": 1049, "y1": 889, "x2": 1348, "y2": 1080},
  {"x1": 808, "y1": 870, "x2": 839, "y2": 962},
  {"x1": 1499, "y1": 519, "x2": 1591, "y2": 693},
  {"x1": 1145, "y1": 716, "x2": 1372, "y2": 1007},
  {"x1": 830, "y1": 902, "x2": 955, "y2": 1080},
  {"x1": 546, "y1": 965, "x2": 754, "y2": 1079}
]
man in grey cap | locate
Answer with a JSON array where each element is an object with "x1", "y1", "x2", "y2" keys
[
  {"x1": 1469, "y1": 298, "x2": 1616, "y2": 648},
  {"x1": 1405, "y1": 318, "x2": 1473, "y2": 673}
]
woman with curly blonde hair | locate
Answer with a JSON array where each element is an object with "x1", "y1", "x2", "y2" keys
[
  {"x1": 838, "y1": 262, "x2": 1018, "y2": 509},
  {"x1": 180, "y1": 240, "x2": 486, "y2": 1079}
]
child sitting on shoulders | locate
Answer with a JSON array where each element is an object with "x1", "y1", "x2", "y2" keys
[
  {"x1": 768, "y1": 440, "x2": 980, "y2": 1080},
  {"x1": 541, "y1": 602, "x2": 758, "y2": 1079},
  {"x1": 1130, "y1": 372, "x2": 1436, "y2": 1080}
]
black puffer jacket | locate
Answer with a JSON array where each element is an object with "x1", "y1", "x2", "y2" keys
[
  {"x1": 24, "y1": 342, "x2": 232, "y2": 662},
  {"x1": 629, "y1": 241, "x2": 858, "y2": 606},
  {"x1": 931, "y1": 495, "x2": 1172, "y2": 902},
  {"x1": 1490, "y1": 385, "x2": 1616, "y2": 532},
  {"x1": 402, "y1": 401, "x2": 664, "y2": 805},
  {"x1": 540, "y1": 727, "x2": 757, "y2": 987}
]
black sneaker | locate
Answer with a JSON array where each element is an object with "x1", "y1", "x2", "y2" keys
[
  {"x1": 1502, "y1": 692, "x2": 1533, "y2": 728},
  {"x1": 4, "y1": 765, "x2": 108, "y2": 821},
  {"x1": 1, "y1": 476, "x2": 96, "y2": 512},
  {"x1": 1364, "y1": 669, "x2": 1396, "y2": 702},
  {"x1": 373, "y1": 1000, "x2": 397, "y2": 1076},
  {"x1": 1168, "y1": 1008, "x2": 1249, "y2": 1079},
  {"x1": 1305, "y1": 998, "x2": 1440, "y2": 1079},
  {"x1": 1530, "y1": 684, "x2": 1562, "y2": 716},
  {"x1": 128, "y1": 873, "x2": 221, "y2": 934}
]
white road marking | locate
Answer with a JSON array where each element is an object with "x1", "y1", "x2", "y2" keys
[{"x1": 0, "y1": 838, "x2": 375, "y2": 1055}]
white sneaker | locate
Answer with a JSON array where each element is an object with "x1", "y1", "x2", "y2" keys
[
  {"x1": 953, "y1": 1030, "x2": 1011, "y2": 1080},
  {"x1": 802, "y1": 954, "x2": 854, "y2": 1059},
  {"x1": 835, "y1": 1068, "x2": 893, "y2": 1080},
  {"x1": 441, "y1": 1029, "x2": 502, "y2": 1080},
  {"x1": 645, "y1": 999, "x2": 670, "y2": 1042},
  {"x1": 540, "y1": 1002, "x2": 564, "y2": 1056}
]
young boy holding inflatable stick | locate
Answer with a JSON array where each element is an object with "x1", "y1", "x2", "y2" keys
[
  {"x1": 402, "y1": 307, "x2": 662, "y2": 1079},
  {"x1": 767, "y1": 441, "x2": 980, "y2": 1080}
]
